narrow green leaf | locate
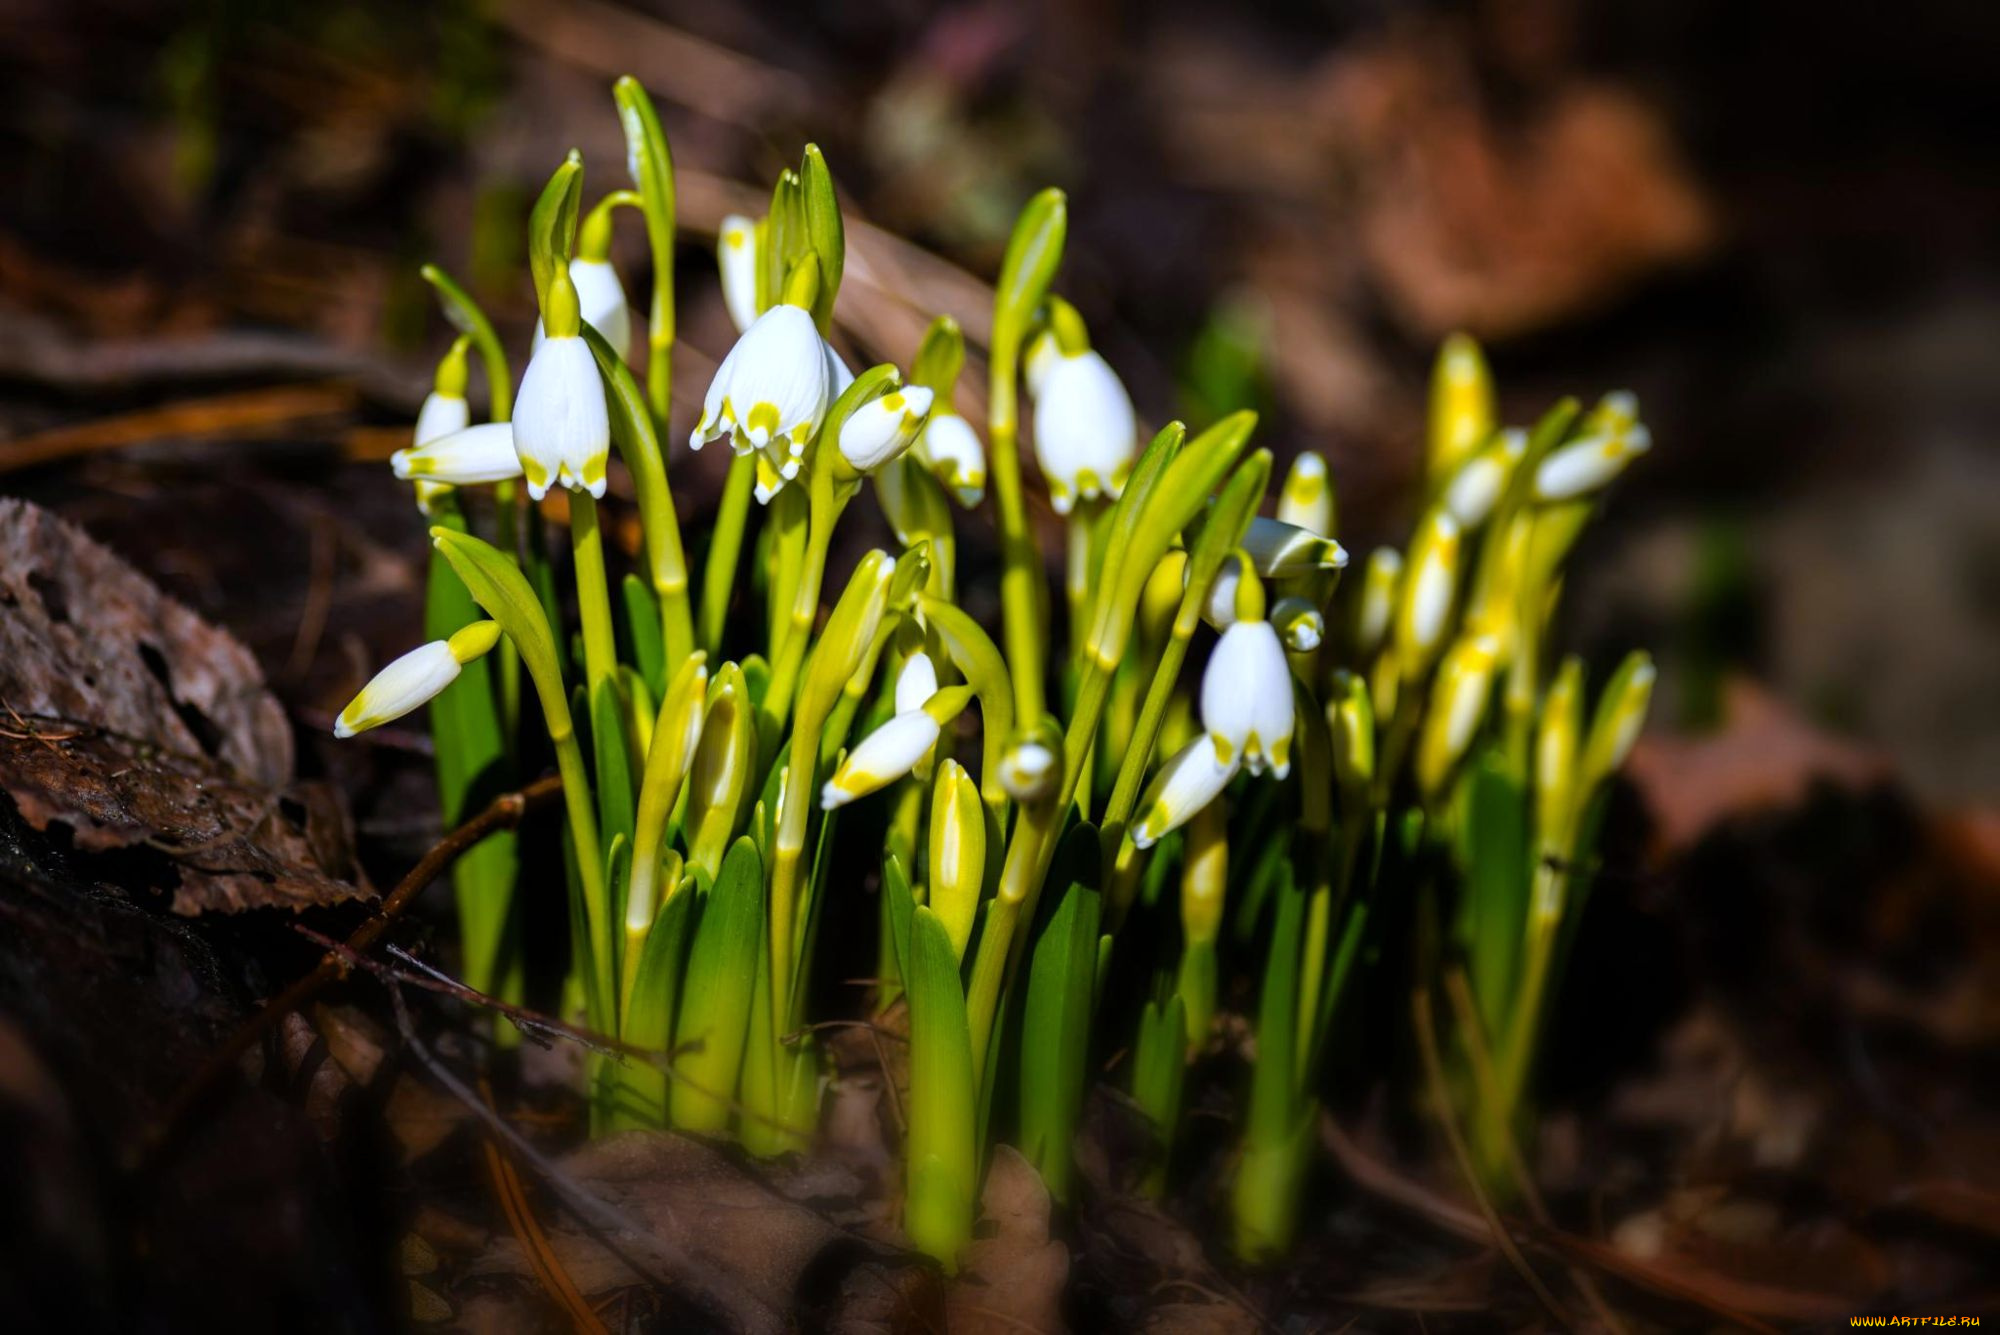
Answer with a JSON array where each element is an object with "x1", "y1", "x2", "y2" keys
[
  {"x1": 431, "y1": 527, "x2": 568, "y2": 732},
  {"x1": 799, "y1": 144, "x2": 844, "y2": 331},
  {"x1": 612, "y1": 77, "x2": 675, "y2": 355},
  {"x1": 905, "y1": 905, "x2": 976, "y2": 1269},
  {"x1": 419, "y1": 264, "x2": 513, "y2": 421},
  {"x1": 882, "y1": 852, "x2": 917, "y2": 990},
  {"x1": 910, "y1": 315, "x2": 965, "y2": 395},
  {"x1": 1018, "y1": 822, "x2": 1102, "y2": 1205},
  {"x1": 610, "y1": 869, "x2": 695, "y2": 1129},
  {"x1": 590, "y1": 678, "x2": 636, "y2": 862},
  {"x1": 528, "y1": 151, "x2": 584, "y2": 312},
  {"x1": 992, "y1": 187, "x2": 1066, "y2": 358},
  {"x1": 622, "y1": 573, "x2": 665, "y2": 698},
  {"x1": 671, "y1": 838, "x2": 765, "y2": 1132}
]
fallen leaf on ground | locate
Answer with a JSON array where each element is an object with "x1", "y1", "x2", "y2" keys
[
  {"x1": 1626, "y1": 676, "x2": 1892, "y2": 856},
  {"x1": 947, "y1": 1145, "x2": 1069, "y2": 1335},
  {"x1": 0, "y1": 498, "x2": 363, "y2": 913}
]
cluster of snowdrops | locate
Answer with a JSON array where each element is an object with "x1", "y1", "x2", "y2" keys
[{"x1": 335, "y1": 78, "x2": 1655, "y2": 1266}]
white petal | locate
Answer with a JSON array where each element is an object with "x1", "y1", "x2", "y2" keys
[
  {"x1": 1442, "y1": 430, "x2": 1524, "y2": 528},
  {"x1": 414, "y1": 391, "x2": 469, "y2": 447},
  {"x1": 393, "y1": 422, "x2": 524, "y2": 486},
  {"x1": 916, "y1": 413, "x2": 985, "y2": 506},
  {"x1": 1534, "y1": 428, "x2": 1651, "y2": 501},
  {"x1": 688, "y1": 305, "x2": 830, "y2": 458},
  {"x1": 825, "y1": 339, "x2": 856, "y2": 396},
  {"x1": 1202, "y1": 558, "x2": 1241, "y2": 630},
  {"x1": 1024, "y1": 331, "x2": 1060, "y2": 399},
  {"x1": 839, "y1": 385, "x2": 933, "y2": 474},
  {"x1": 717, "y1": 215, "x2": 760, "y2": 334},
  {"x1": 895, "y1": 652, "x2": 939, "y2": 715},
  {"x1": 335, "y1": 641, "x2": 460, "y2": 738},
  {"x1": 569, "y1": 257, "x2": 632, "y2": 364},
  {"x1": 1202, "y1": 620, "x2": 1294, "y2": 776},
  {"x1": 515, "y1": 336, "x2": 609, "y2": 499},
  {"x1": 1032, "y1": 350, "x2": 1136, "y2": 514},
  {"x1": 1131, "y1": 734, "x2": 1237, "y2": 849},
  {"x1": 997, "y1": 738, "x2": 1058, "y2": 802},
  {"x1": 821, "y1": 711, "x2": 940, "y2": 808}
]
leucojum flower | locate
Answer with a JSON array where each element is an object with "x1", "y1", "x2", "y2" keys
[
  {"x1": 1027, "y1": 328, "x2": 1138, "y2": 514},
  {"x1": 334, "y1": 621, "x2": 502, "y2": 738},
  {"x1": 515, "y1": 263, "x2": 612, "y2": 500}
]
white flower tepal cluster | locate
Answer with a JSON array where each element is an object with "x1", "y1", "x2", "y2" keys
[{"x1": 1030, "y1": 341, "x2": 1138, "y2": 515}]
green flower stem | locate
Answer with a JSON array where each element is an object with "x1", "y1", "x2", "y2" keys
[
  {"x1": 568, "y1": 493, "x2": 619, "y2": 699},
  {"x1": 764, "y1": 471, "x2": 853, "y2": 732},
  {"x1": 966, "y1": 661, "x2": 1113, "y2": 1088},
  {"x1": 698, "y1": 453, "x2": 757, "y2": 658},
  {"x1": 766, "y1": 483, "x2": 809, "y2": 667},
  {"x1": 1065, "y1": 503, "x2": 1100, "y2": 663},
  {"x1": 987, "y1": 392, "x2": 1047, "y2": 729}
]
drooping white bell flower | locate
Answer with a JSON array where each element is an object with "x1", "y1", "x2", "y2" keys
[
  {"x1": 689, "y1": 304, "x2": 831, "y2": 471},
  {"x1": 1131, "y1": 733, "x2": 1238, "y2": 850},
  {"x1": 914, "y1": 412, "x2": 986, "y2": 507},
  {"x1": 1242, "y1": 516, "x2": 1348, "y2": 578},
  {"x1": 1271, "y1": 596, "x2": 1324, "y2": 653},
  {"x1": 393, "y1": 422, "x2": 525, "y2": 488},
  {"x1": 997, "y1": 735, "x2": 1059, "y2": 803},
  {"x1": 839, "y1": 385, "x2": 933, "y2": 475},
  {"x1": 334, "y1": 621, "x2": 501, "y2": 739},
  {"x1": 821, "y1": 710, "x2": 940, "y2": 809},
  {"x1": 1200, "y1": 617, "x2": 1296, "y2": 777},
  {"x1": 1032, "y1": 348, "x2": 1138, "y2": 515},
  {"x1": 515, "y1": 267, "x2": 610, "y2": 501},
  {"x1": 717, "y1": 214, "x2": 761, "y2": 334},
  {"x1": 1533, "y1": 426, "x2": 1652, "y2": 502}
]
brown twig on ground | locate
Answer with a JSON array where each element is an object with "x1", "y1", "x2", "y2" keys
[
  {"x1": 1410, "y1": 988, "x2": 1574, "y2": 1327},
  {"x1": 479, "y1": 1077, "x2": 611, "y2": 1335},
  {"x1": 0, "y1": 382, "x2": 358, "y2": 474},
  {"x1": 1318, "y1": 1113, "x2": 1791, "y2": 1333},
  {"x1": 131, "y1": 772, "x2": 564, "y2": 1173}
]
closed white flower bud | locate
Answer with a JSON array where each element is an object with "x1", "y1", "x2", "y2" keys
[
  {"x1": 1032, "y1": 349, "x2": 1137, "y2": 515},
  {"x1": 1131, "y1": 734, "x2": 1237, "y2": 850},
  {"x1": 1271, "y1": 596, "x2": 1324, "y2": 653},
  {"x1": 894, "y1": 651, "x2": 939, "y2": 715},
  {"x1": 839, "y1": 384, "x2": 934, "y2": 475},
  {"x1": 821, "y1": 710, "x2": 940, "y2": 809},
  {"x1": 334, "y1": 621, "x2": 501, "y2": 738},
  {"x1": 1356, "y1": 547, "x2": 1403, "y2": 659},
  {"x1": 1415, "y1": 635, "x2": 1500, "y2": 798},
  {"x1": 689, "y1": 304, "x2": 831, "y2": 467},
  {"x1": 515, "y1": 333, "x2": 610, "y2": 501},
  {"x1": 1277, "y1": 451, "x2": 1335, "y2": 536},
  {"x1": 1201, "y1": 618, "x2": 1295, "y2": 777},
  {"x1": 1202, "y1": 553, "x2": 1245, "y2": 630},
  {"x1": 997, "y1": 735, "x2": 1059, "y2": 803},
  {"x1": 718, "y1": 214, "x2": 761, "y2": 334},
  {"x1": 1395, "y1": 510, "x2": 1462, "y2": 674},
  {"x1": 1243, "y1": 516, "x2": 1348, "y2": 578},
  {"x1": 914, "y1": 413, "x2": 986, "y2": 507},
  {"x1": 393, "y1": 422, "x2": 525, "y2": 487},
  {"x1": 1579, "y1": 651, "x2": 1655, "y2": 794},
  {"x1": 535, "y1": 257, "x2": 633, "y2": 364},
  {"x1": 1442, "y1": 428, "x2": 1525, "y2": 529},
  {"x1": 1533, "y1": 427, "x2": 1652, "y2": 502}
]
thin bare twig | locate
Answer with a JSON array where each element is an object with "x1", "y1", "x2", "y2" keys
[{"x1": 131, "y1": 773, "x2": 564, "y2": 1173}]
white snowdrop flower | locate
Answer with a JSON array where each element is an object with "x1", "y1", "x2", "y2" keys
[
  {"x1": 1416, "y1": 635, "x2": 1501, "y2": 797},
  {"x1": 1356, "y1": 547, "x2": 1403, "y2": 659},
  {"x1": 1277, "y1": 451, "x2": 1335, "y2": 536},
  {"x1": 335, "y1": 621, "x2": 501, "y2": 739},
  {"x1": 1131, "y1": 734, "x2": 1238, "y2": 850},
  {"x1": 717, "y1": 214, "x2": 761, "y2": 334},
  {"x1": 689, "y1": 304, "x2": 831, "y2": 465},
  {"x1": 997, "y1": 736, "x2": 1059, "y2": 803},
  {"x1": 1395, "y1": 510, "x2": 1462, "y2": 672},
  {"x1": 1443, "y1": 428, "x2": 1526, "y2": 528},
  {"x1": 821, "y1": 710, "x2": 940, "y2": 809},
  {"x1": 838, "y1": 385, "x2": 933, "y2": 475},
  {"x1": 1271, "y1": 596, "x2": 1324, "y2": 653},
  {"x1": 1243, "y1": 516, "x2": 1348, "y2": 578},
  {"x1": 914, "y1": 413, "x2": 986, "y2": 507},
  {"x1": 894, "y1": 652, "x2": 939, "y2": 715},
  {"x1": 516, "y1": 269, "x2": 611, "y2": 503},
  {"x1": 1032, "y1": 348, "x2": 1138, "y2": 515},
  {"x1": 1201, "y1": 618, "x2": 1295, "y2": 777},
  {"x1": 1533, "y1": 426, "x2": 1652, "y2": 502},
  {"x1": 414, "y1": 389, "x2": 469, "y2": 447},
  {"x1": 393, "y1": 422, "x2": 525, "y2": 488}
]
